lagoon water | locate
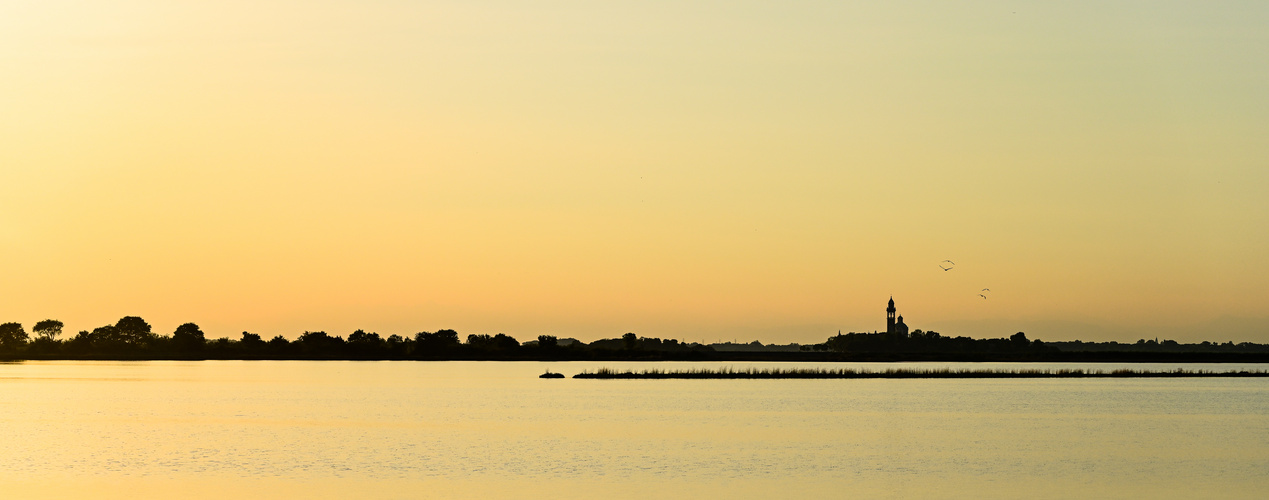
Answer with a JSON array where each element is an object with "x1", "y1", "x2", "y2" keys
[{"x1": 2, "y1": 360, "x2": 1267, "y2": 499}]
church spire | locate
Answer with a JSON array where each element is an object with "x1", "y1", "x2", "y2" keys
[{"x1": 886, "y1": 296, "x2": 897, "y2": 334}]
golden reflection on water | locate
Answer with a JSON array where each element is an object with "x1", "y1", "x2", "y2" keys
[
  {"x1": 7, "y1": 476, "x2": 1257, "y2": 500},
  {"x1": 1, "y1": 361, "x2": 1267, "y2": 499}
]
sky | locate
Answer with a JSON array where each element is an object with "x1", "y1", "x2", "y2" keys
[{"x1": 2, "y1": 1, "x2": 1267, "y2": 344}]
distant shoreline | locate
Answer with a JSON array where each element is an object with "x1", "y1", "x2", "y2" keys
[
  {"x1": 6, "y1": 351, "x2": 1269, "y2": 363},
  {"x1": 6, "y1": 317, "x2": 1269, "y2": 363}
]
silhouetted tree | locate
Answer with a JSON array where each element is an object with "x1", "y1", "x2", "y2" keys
[
  {"x1": 267, "y1": 335, "x2": 290, "y2": 354},
  {"x1": 80, "y1": 325, "x2": 124, "y2": 351},
  {"x1": 26, "y1": 321, "x2": 62, "y2": 355},
  {"x1": 241, "y1": 331, "x2": 264, "y2": 349},
  {"x1": 115, "y1": 316, "x2": 153, "y2": 346},
  {"x1": 0, "y1": 322, "x2": 28, "y2": 350},
  {"x1": 347, "y1": 329, "x2": 383, "y2": 356},
  {"x1": 32, "y1": 319, "x2": 63, "y2": 341},
  {"x1": 415, "y1": 330, "x2": 460, "y2": 356},
  {"x1": 66, "y1": 330, "x2": 92, "y2": 351},
  {"x1": 207, "y1": 337, "x2": 233, "y2": 355},
  {"x1": 467, "y1": 334, "x2": 494, "y2": 349},
  {"x1": 348, "y1": 329, "x2": 381, "y2": 345},
  {"x1": 299, "y1": 331, "x2": 331, "y2": 343},
  {"x1": 297, "y1": 331, "x2": 343, "y2": 356},
  {"x1": 463, "y1": 333, "x2": 519, "y2": 351},
  {"x1": 622, "y1": 332, "x2": 638, "y2": 350},
  {"x1": 493, "y1": 333, "x2": 519, "y2": 350},
  {"x1": 1011, "y1": 332, "x2": 1029, "y2": 348},
  {"x1": 172, "y1": 323, "x2": 206, "y2": 352},
  {"x1": 385, "y1": 334, "x2": 407, "y2": 356},
  {"x1": 538, "y1": 335, "x2": 558, "y2": 349}
]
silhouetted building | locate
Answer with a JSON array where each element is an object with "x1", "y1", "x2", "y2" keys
[
  {"x1": 886, "y1": 296, "x2": 909, "y2": 338},
  {"x1": 886, "y1": 297, "x2": 896, "y2": 334}
]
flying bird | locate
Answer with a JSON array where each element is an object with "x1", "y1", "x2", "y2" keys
[
  {"x1": 939, "y1": 260, "x2": 955, "y2": 271},
  {"x1": 982, "y1": 288, "x2": 990, "y2": 292},
  {"x1": 978, "y1": 294, "x2": 988, "y2": 299}
]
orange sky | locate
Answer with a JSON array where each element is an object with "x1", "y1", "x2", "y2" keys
[{"x1": 2, "y1": 1, "x2": 1267, "y2": 343}]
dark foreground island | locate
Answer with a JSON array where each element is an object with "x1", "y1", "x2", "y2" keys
[{"x1": 572, "y1": 367, "x2": 1269, "y2": 379}]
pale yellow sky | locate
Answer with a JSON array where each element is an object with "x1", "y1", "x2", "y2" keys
[{"x1": 2, "y1": 1, "x2": 1267, "y2": 343}]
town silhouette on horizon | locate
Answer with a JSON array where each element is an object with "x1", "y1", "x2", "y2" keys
[{"x1": 1, "y1": 297, "x2": 1266, "y2": 363}]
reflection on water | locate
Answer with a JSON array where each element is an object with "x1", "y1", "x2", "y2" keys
[{"x1": 1, "y1": 361, "x2": 1267, "y2": 499}]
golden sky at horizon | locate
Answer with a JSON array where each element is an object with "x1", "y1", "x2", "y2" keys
[{"x1": 3, "y1": 1, "x2": 1267, "y2": 343}]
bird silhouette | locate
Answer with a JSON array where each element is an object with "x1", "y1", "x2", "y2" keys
[
  {"x1": 978, "y1": 294, "x2": 988, "y2": 299},
  {"x1": 982, "y1": 288, "x2": 990, "y2": 292}
]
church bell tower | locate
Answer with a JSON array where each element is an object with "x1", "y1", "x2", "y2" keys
[{"x1": 886, "y1": 296, "x2": 896, "y2": 334}]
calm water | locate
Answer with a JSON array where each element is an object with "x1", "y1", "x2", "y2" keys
[{"x1": 2, "y1": 360, "x2": 1267, "y2": 499}]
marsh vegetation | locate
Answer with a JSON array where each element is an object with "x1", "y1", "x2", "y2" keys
[{"x1": 572, "y1": 366, "x2": 1269, "y2": 379}]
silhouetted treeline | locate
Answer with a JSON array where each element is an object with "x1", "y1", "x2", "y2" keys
[
  {"x1": 1048, "y1": 338, "x2": 1269, "y2": 354},
  {"x1": 3, "y1": 317, "x2": 1268, "y2": 362},
  {"x1": 0, "y1": 318, "x2": 714, "y2": 361},
  {"x1": 710, "y1": 341, "x2": 806, "y2": 352}
]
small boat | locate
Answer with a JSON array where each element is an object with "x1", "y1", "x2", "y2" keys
[{"x1": 539, "y1": 371, "x2": 565, "y2": 379}]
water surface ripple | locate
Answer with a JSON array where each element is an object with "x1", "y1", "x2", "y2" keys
[{"x1": 1, "y1": 361, "x2": 1266, "y2": 499}]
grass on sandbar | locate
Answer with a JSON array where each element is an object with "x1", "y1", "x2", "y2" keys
[{"x1": 571, "y1": 366, "x2": 1269, "y2": 379}]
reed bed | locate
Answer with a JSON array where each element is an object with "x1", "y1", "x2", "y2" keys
[{"x1": 571, "y1": 366, "x2": 1269, "y2": 379}]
